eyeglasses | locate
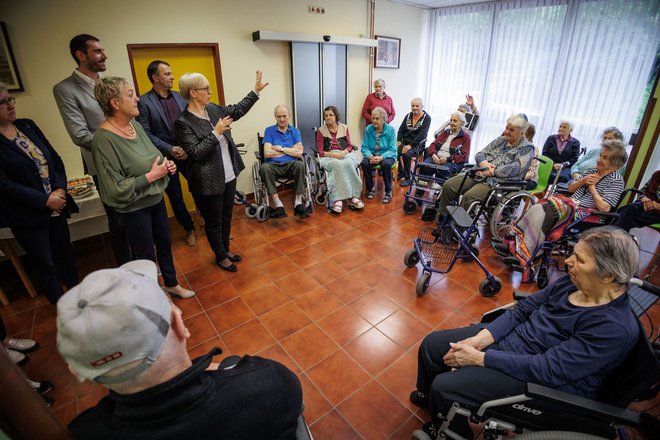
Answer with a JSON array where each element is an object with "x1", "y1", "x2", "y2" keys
[
  {"x1": 0, "y1": 97, "x2": 16, "y2": 106},
  {"x1": 193, "y1": 86, "x2": 210, "y2": 93}
]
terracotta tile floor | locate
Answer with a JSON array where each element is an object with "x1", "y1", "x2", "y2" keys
[{"x1": 1, "y1": 184, "x2": 659, "y2": 439}]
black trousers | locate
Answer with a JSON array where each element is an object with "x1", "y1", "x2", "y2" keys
[
  {"x1": 193, "y1": 179, "x2": 237, "y2": 263},
  {"x1": 360, "y1": 157, "x2": 395, "y2": 193},
  {"x1": 93, "y1": 175, "x2": 131, "y2": 265},
  {"x1": 417, "y1": 325, "x2": 525, "y2": 438},
  {"x1": 398, "y1": 144, "x2": 419, "y2": 180},
  {"x1": 119, "y1": 199, "x2": 178, "y2": 287},
  {"x1": 11, "y1": 214, "x2": 79, "y2": 304},
  {"x1": 614, "y1": 201, "x2": 660, "y2": 231},
  {"x1": 164, "y1": 168, "x2": 195, "y2": 232}
]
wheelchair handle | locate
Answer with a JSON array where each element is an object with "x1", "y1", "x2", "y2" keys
[
  {"x1": 467, "y1": 166, "x2": 489, "y2": 174},
  {"x1": 629, "y1": 278, "x2": 660, "y2": 297},
  {"x1": 534, "y1": 156, "x2": 547, "y2": 164}
]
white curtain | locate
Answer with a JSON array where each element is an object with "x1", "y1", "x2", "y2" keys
[{"x1": 425, "y1": 0, "x2": 660, "y2": 160}]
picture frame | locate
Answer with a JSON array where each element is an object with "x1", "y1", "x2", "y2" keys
[
  {"x1": 0, "y1": 22, "x2": 24, "y2": 92},
  {"x1": 374, "y1": 35, "x2": 401, "y2": 69}
]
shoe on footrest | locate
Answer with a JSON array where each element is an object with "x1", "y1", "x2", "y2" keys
[
  {"x1": 410, "y1": 390, "x2": 429, "y2": 408},
  {"x1": 6, "y1": 338, "x2": 38, "y2": 353}
]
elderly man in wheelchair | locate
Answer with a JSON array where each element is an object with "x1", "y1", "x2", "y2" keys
[
  {"x1": 411, "y1": 226, "x2": 651, "y2": 440},
  {"x1": 434, "y1": 114, "x2": 534, "y2": 225}
]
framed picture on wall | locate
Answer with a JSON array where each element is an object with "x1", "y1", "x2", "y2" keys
[
  {"x1": 0, "y1": 22, "x2": 24, "y2": 91},
  {"x1": 374, "y1": 35, "x2": 400, "y2": 69}
]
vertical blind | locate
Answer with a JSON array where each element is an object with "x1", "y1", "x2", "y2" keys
[{"x1": 425, "y1": 0, "x2": 660, "y2": 158}]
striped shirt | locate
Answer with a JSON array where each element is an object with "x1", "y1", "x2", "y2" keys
[{"x1": 572, "y1": 168, "x2": 624, "y2": 212}]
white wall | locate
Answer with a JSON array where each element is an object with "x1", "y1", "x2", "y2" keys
[{"x1": 1, "y1": 0, "x2": 428, "y2": 193}]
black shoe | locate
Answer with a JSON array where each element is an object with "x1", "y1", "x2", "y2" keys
[
  {"x1": 41, "y1": 394, "x2": 54, "y2": 408},
  {"x1": 217, "y1": 261, "x2": 238, "y2": 272},
  {"x1": 410, "y1": 390, "x2": 429, "y2": 408},
  {"x1": 294, "y1": 203, "x2": 310, "y2": 217},
  {"x1": 227, "y1": 254, "x2": 242, "y2": 263},
  {"x1": 28, "y1": 379, "x2": 53, "y2": 395},
  {"x1": 401, "y1": 178, "x2": 410, "y2": 187},
  {"x1": 270, "y1": 206, "x2": 287, "y2": 218},
  {"x1": 421, "y1": 206, "x2": 437, "y2": 222}
]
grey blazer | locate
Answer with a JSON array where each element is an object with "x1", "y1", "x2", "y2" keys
[
  {"x1": 175, "y1": 91, "x2": 258, "y2": 196},
  {"x1": 53, "y1": 72, "x2": 105, "y2": 175}
]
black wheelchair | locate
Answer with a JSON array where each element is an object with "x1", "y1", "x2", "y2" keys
[
  {"x1": 249, "y1": 133, "x2": 315, "y2": 221},
  {"x1": 413, "y1": 279, "x2": 660, "y2": 440}
]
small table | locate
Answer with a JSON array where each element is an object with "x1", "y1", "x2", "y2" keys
[{"x1": 0, "y1": 190, "x2": 108, "y2": 305}]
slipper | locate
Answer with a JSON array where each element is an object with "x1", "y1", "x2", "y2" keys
[
  {"x1": 349, "y1": 198, "x2": 364, "y2": 209},
  {"x1": 331, "y1": 201, "x2": 343, "y2": 213}
]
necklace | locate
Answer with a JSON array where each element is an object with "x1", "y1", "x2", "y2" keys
[{"x1": 107, "y1": 119, "x2": 136, "y2": 137}]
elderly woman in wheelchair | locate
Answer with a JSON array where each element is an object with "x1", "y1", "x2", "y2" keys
[
  {"x1": 315, "y1": 105, "x2": 363, "y2": 214},
  {"x1": 434, "y1": 114, "x2": 534, "y2": 223},
  {"x1": 493, "y1": 139, "x2": 628, "y2": 282},
  {"x1": 411, "y1": 226, "x2": 641, "y2": 440}
]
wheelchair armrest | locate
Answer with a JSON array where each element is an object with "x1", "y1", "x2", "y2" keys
[
  {"x1": 525, "y1": 383, "x2": 640, "y2": 427},
  {"x1": 513, "y1": 290, "x2": 533, "y2": 300}
]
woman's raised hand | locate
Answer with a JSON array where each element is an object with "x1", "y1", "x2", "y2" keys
[{"x1": 254, "y1": 70, "x2": 269, "y2": 93}]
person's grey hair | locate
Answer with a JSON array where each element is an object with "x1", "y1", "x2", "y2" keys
[
  {"x1": 178, "y1": 73, "x2": 208, "y2": 100},
  {"x1": 374, "y1": 79, "x2": 386, "y2": 88},
  {"x1": 506, "y1": 114, "x2": 528, "y2": 133},
  {"x1": 457, "y1": 104, "x2": 471, "y2": 113},
  {"x1": 600, "y1": 139, "x2": 628, "y2": 168},
  {"x1": 273, "y1": 105, "x2": 290, "y2": 116},
  {"x1": 602, "y1": 126, "x2": 624, "y2": 141},
  {"x1": 450, "y1": 111, "x2": 466, "y2": 125},
  {"x1": 94, "y1": 77, "x2": 129, "y2": 117},
  {"x1": 559, "y1": 120, "x2": 574, "y2": 132},
  {"x1": 0, "y1": 82, "x2": 7, "y2": 95},
  {"x1": 411, "y1": 97, "x2": 423, "y2": 107},
  {"x1": 371, "y1": 106, "x2": 387, "y2": 121},
  {"x1": 579, "y1": 226, "x2": 639, "y2": 285}
]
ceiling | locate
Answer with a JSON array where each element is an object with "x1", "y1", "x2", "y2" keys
[{"x1": 388, "y1": 0, "x2": 492, "y2": 9}]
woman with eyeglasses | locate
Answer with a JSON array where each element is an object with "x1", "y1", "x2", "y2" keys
[
  {"x1": 0, "y1": 82, "x2": 78, "y2": 304},
  {"x1": 92, "y1": 77, "x2": 194, "y2": 299},
  {"x1": 175, "y1": 71, "x2": 267, "y2": 272}
]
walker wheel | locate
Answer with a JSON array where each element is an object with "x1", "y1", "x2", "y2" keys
[
  {"x1": 234, "y1": 191, "x2": 246, "y2": 205},
  {"x1": 479, "y1": 277, "x2": 502, "y2": 297},
  {"x1": 403, "y1": 199, "x2": 418, "y2": 214},
  {"x1": 315, "y1": 193, "x2": 327, "y2": 205},
  {"x1": 416, "y1": 273, "x2": 431, "y2": 296},
  {"x1": 404, "y1": 249, "x2": 420, "y2": 267},
  {"x1": 256, "y1": 205, "x2": 269, "y2": 222},
  {"x1": 245, "y1": 204, "x2": 257, "y2": 218}
]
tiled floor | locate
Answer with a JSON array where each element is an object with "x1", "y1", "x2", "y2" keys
[{"x1": 2, "y1": 183, "x2": 659, "y2": 439}]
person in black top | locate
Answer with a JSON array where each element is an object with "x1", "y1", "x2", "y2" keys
[
  {"x1": 542, "y1": 120, "x2": 581, "y2": 183},
  {"x1": 397, "y1": 97, "x2": 431, "y2": 186}
]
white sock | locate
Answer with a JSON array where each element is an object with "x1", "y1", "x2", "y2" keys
[
  {"x1": 294, "y1": 194, "x2": 302, "y2": 205},
  {"x1": 273, "y1": 198, "x2": 284, "y2": 208}
]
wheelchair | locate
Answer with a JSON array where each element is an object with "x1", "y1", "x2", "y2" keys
[
  {"x1": 413, "y1": 279, "x2": 660, "y2": 440},
  {"x1": 249, "y1": 133, "x2": 315, "y2": 221}
]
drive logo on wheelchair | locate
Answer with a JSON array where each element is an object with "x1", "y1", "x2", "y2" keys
[{"x1": 512, "y1": 403, "x2": 543, "y2": 416}]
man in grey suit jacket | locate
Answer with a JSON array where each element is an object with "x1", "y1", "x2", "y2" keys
[
  {"x1": 53, "y1": 34, "x2": 131, "y2": 265},
  {"x1": 136, "y1": 60, "x2": 196, "y2": 247}
]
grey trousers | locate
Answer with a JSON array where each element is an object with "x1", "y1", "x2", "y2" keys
[
  {"x1": 437, "y1": 174, "x2": 491, "y2": 215},
  {"x1": 260, "y1": 160, "x2": 306, "y2": 195}
]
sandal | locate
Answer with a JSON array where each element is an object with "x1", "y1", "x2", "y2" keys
[
  {"x1": 349, "y1": 198, "x2": 364, "y2": 210},
  {"x1": 382, "y1": 192, "x2": 392, "y2": 204},
  {"x1": 331, "y1": 200, "x2": 343, "y2": 213},
  {"x1": 367, "y1": 189, "x2": 376, "y2": 199}
]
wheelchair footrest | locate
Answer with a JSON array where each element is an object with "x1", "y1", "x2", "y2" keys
[{"x1": 447, "y1": 206, "x2": 473, "y2": 229}]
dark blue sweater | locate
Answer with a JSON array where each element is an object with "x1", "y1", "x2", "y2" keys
[{"x1": 484, "y1": 275, "x2": 638, "y2": 398}]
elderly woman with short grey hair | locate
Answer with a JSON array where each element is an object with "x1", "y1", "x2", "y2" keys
[
  {"x1": 175, "y1": 71, "x2": 267, "y2": 273},
  {"x1": 361, "y1": 79, "x2": 395, "y2": 124},
  {"x1": 496, "y1": 139, "x2": 627, "y2": 278},
  {"x1": 412, "y1": 225, "x2": 640, "y2": 438},
  {"x1": 92, "y1": 76, "x2": 194, "y2": 299},
  {"x1": 435, "y1": 114, "x2": 534, "y2": 220},
  {"x1": 360, "y1": 106, "x2": 398, "y2": 203},
  {"x1": 542, "y1": 120, "x2": 581, "y2": 183},
  {"x1": 570, "y1": 126, "x2": 625, "y2": 181}
]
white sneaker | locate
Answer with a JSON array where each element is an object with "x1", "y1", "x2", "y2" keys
[{"x1": 6, "y1": 337, "x2": 38, "y2": 353}]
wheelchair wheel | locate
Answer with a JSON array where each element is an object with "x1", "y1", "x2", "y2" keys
[
  {"x1": 416, "y1": 272, "x2": 431, "y2": 296},
  {"x1": 255, "y1": 205, "x2": 269, "y2": 222},
  {"x1": 403, "y1": 199, "x2": 418, "y2": 215},
  {"x1": 234, "y1": 190, "x2": 246, "y2": 205},
  {"x1": 404, "y1": 248, "x2": 420, "y2": 267},
  {"x1": 537, "y1": 266, "x2": 549, "y2": 289},
  {"x1": 479, "y1": 276, "x2": 502, "y2": 297},
  {"x1": 412, "y1": 430, "x2": 433, "y2": 440},
  {"x1": 315, "y1": 193, "x2": 327, "y2": 205},
  {"x1": 245, "y1": 204, "x2": 257, "y2": 218},
  {"x1": 489, "y1": 191, "x2": 536, "y2": 241}
]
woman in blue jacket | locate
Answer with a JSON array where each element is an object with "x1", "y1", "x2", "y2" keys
[
  {"x1": 360, "y1": 106, "x2": 397, "y2": 204},
  {"x1": 0, "y1": 83, "x2": 78, "y2": 304}
]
